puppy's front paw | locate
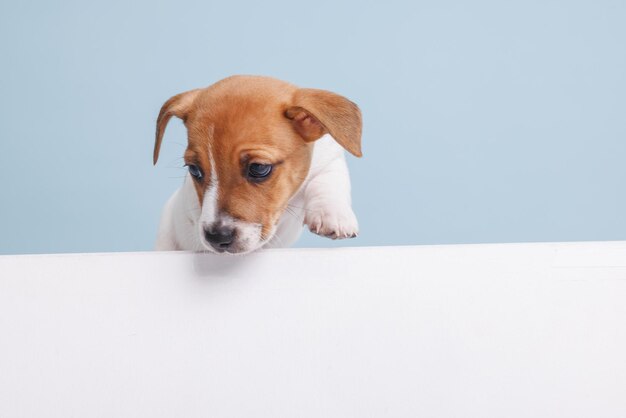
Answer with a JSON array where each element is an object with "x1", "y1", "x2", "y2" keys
[{"x1": 304, "y1": 205, "x2": 359, "y2": 240}]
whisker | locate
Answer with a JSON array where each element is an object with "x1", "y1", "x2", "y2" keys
[
  {"x1": 284, "y1": 207, "x2": 305, "y2": 222},
  {"x1": 287, "y1": 203, "x2": 315, "y2": 213}
]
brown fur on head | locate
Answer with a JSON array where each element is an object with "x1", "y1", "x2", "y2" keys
[{"x1": 154, "y1": 75, "x2": 362, "y2": 253}]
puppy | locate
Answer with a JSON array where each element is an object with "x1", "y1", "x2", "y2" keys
[{"x1": 154, "y1": 75, "x2": 362, "y2": 254}]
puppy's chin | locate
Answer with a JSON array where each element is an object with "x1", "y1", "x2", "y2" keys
[
  {"x1": 198, "y1": 224, "x2": 276, "y2": 255},
  {"x1": 198, "y1": 240, "x2": 260, "y2": 256}
]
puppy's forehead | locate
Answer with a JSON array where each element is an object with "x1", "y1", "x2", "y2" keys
[{"x1": 186, "y1": 80, "x2": 301, "y2": 157}]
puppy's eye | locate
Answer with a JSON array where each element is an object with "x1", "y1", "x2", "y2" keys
[
  {"x1": 187, "y1": 164, "x2": 203, "y2": 180},
  {"x1": 247, "y1": 163, "x2": 273, "y2": 181}
]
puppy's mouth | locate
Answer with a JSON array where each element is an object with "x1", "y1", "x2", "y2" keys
[
  {"x1": 200, "y1": 241, "x2": 257, "y2": 256},
  {"x1": 199, "y1": 221, "x2": 273, "y2": 255}
]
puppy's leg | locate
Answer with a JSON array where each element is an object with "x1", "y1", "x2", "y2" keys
[{"x1": 303, "y1": 153, "x2": 359, "y2": 240}]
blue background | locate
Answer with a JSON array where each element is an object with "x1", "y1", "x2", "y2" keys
[{"x1": 1, "y1": 0, "x2": 624, "y2": 254}]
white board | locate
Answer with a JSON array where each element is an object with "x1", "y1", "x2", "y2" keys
[{"x1": 1, "y1": 242, "x2": 625, "y2": 417}]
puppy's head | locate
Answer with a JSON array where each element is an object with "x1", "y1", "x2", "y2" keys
[{"x1": 154, "y1": 76, "x2": 362, "y2": 254}]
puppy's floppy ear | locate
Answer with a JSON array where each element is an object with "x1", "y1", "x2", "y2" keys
[
  {"x1": 153, "y1": 89, "x2": 201, "y2": 165},
  {"x1": 285, "y1": 88, "x2": 363, "y2": 157}
]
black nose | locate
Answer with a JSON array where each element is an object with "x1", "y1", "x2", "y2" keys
[{"x1": 204, "y1": 224, "x2": 236, "y2": 250}]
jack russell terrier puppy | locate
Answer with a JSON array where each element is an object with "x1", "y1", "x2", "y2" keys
[{"x1": 154, "y1": 75, "x2": 362, "y2": 254}]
